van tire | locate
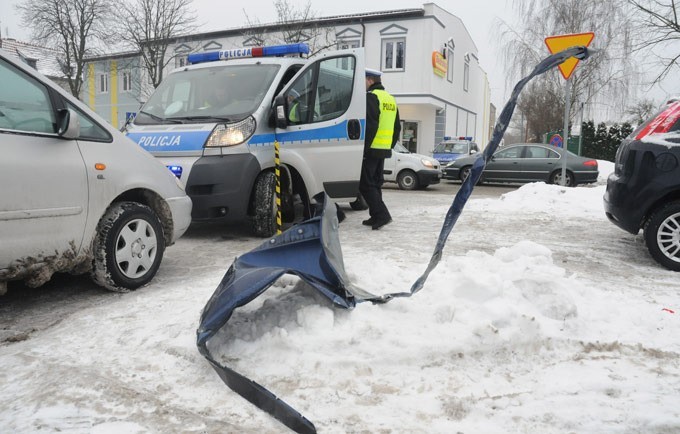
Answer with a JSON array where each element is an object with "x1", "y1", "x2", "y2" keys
[
  {"x1": 252, "y1": 171, "x2": 277, "y2": 237},
  {"x1": 397, "y1": 170, "x2": 419, "y2": 190},
  {"x1": 91, "y1": 202, "x2": 165, "y2": 292}
]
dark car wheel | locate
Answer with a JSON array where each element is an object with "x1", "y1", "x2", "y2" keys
[
  {"x1": 644, "y1": 201, "x2": 680, "y2": 271},
  {"x1": 397, "y1": 170, "x2": 419, "y2": 190},
  {"x1": 459, "y1": 165, "x2": 472, "y2": 182},
  {"x1": 549, "y1": 170, "x2": 575, "y2": 187},
  {"x1": 92, "y1": 202, "x2": 165, "y2": 292}
]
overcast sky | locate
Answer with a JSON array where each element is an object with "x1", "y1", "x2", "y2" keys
[{"x1": 1, "y1": 0, "x2": 516, "y2": 108}]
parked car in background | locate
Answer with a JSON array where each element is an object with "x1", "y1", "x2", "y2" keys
[
  {"x1": 604, "y1": 98, "x2": 680, "y2": 271},
  {"x1": 432, "y1": 137, "x2": 480, "y2": 165},
  {"x1": 443, "y1": 143, "x2": 599, "y2": 186},
  {"x1": 384, "y1": 143, "x2": 442, "y2": 190},
  {"x1": 0, "y1": 49, "x2": 192, "y2": 294}
]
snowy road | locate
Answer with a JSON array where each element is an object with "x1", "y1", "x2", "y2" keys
[{"x1": 1, "y1": 175, "x2": 679, "y2": 433}]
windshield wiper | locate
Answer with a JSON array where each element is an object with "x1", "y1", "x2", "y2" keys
[
  {"x1": 171, "y1": 115, "x2": 233, "y2": 122},
  {"x1": 138, "y1": 110, "x2": 183, "y2": 124}
]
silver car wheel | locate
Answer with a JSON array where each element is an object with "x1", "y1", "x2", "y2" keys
[{"x1": 115, "y1": 218, "x2": 159, "y2": 279}]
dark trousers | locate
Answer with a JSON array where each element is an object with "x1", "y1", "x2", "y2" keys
[{"x1": 358, "y1": 157, "x2": 391, "y2": 221}]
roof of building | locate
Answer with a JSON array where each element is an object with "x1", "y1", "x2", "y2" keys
[
  {"x1": 166, "y1": 8, "x2": 425, "y2": 44},
  {"x1": 0, "y1": 38, "x2": 67, "y2": 79}
]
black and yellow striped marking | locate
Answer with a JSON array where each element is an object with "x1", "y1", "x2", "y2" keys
[{"x1": 274, "y1": 140, "x2": 282, "y2": 235}]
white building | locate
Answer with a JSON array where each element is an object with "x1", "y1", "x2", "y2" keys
[{"x1": 84, "y1": 3, "x2": 492, "y2": 154}]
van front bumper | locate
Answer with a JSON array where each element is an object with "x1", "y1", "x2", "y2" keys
[
  {"x1": 167, "y1": 195, "x2": 193, "y2": 242},
  {"x1": 185, "y1": 154, "x2": 261, "y2": 222}
]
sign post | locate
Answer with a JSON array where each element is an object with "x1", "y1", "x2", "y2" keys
[{"x1": 544, "y1": 32, "x2": 594, "y2": 186}]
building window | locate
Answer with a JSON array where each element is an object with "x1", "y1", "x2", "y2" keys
[
  {"x1": 121, "y1": 71, "x2": 132, "y2": 92},
  {"x1": 98, "y1": 73, "x2": 108, "y2": 94},
  {"x1": 337, "y1": 40, "x2": 360, "y2": 50},
  {"x1": 447, "y1": 48, "x2": 454, "y2": 83},
  {"x1": 463, "y1": 59, "x2": 469, "y2": 92},
  {"x1": 382, "y1": 38, "x2": 405, "y2": 71},
  {"x1": 175, "y1": 56, "x2": 187, "y2": 68}
]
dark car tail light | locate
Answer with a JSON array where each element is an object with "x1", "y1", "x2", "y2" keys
[{"x1": 583, "y1": 160, "x2": 598, "y2": 167}]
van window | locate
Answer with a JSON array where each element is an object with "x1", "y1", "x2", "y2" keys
[
  {"x1": 285, "y1": 55, "x2": 356, "y2": 125},
  {"x1": 0, "y1": 58, "x2": 56, "y2": 134},
  {"x1": 136, "y1": 64, "x2": 280, "y2": 125}
]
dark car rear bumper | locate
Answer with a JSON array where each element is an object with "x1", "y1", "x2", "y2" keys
[
  {"x1": 603, "y1": 173, "x2": 645, "y2": 234},
  {"x1": 574, "y1": 170, "x2": 599, "y2": 184}
]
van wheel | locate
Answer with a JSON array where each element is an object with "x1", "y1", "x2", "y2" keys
[
  {"x1": 397, "y1": 170, "x2": 419, "y2": 190},
  {"x1": 252, "y1": 171, "x2": 277, "y2": 237},
  {"x1": 91, "y1": 202, "x2": 165, "y2": 292},
  {"x1": 644, "y1": 201, "x2": 680, "y2": 271}
]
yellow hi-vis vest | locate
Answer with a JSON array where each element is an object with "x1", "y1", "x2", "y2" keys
[{"x1": 370, "y1": 89, "x2": 398, "y2": 150}]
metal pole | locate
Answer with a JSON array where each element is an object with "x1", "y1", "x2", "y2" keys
[
  {"x1": 578, "y1": 101, "x2": 584, "y2": 156},
  {"x1": 561, "y1": 78, "x2": 571, "y2": 186}
]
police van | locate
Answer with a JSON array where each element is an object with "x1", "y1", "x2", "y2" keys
[{"x1": 125, "y1": 43, "x2": 366, "y2": 236}]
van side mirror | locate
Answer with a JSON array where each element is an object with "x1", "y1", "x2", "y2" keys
[
  {"x1": 273, "y1": 94, "x2": 288, "y2": 129},
  {"x1": 57, "y1": 108, "x2": 80, "y2": 139},
  {"x1": 470, "y1": 149, "x2": 477, "y2": 155}
]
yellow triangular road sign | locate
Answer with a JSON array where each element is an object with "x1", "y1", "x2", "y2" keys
[{"x1": 544, "y1": 32, "x2": 595, "y2": 79}]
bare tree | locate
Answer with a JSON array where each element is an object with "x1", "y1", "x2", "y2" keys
[
  {"x1": 114, "y1": 0, "x2": 197, "y2": 90},
  {"x1": 497, "y1": 0, "x2": 639, "y2": 128},
  {"x1": 517, "y1": 81, "x2": 564, "y2": 142},
  {"x1": 17, "y1": 0, "x2": 114, "y2": 97},
  {"x1": 243, "y1": 0, "x2": 336, "y2": 56},
  {"x1": 625, "y1": 0, "x2": 680, "y2": 84},
  {"x1": 626, "y1": 98, "x2": 659, "y2": 125}
]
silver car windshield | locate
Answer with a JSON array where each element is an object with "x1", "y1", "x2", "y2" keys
[{"x1": 135, "y1": 64, "x2": 280, "y2": 125}]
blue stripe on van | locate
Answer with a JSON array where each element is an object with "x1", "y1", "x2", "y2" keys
[
  {"x1": 126, "y1": 131, "x2": 210, "y2": 151},
  {"x1": 249, "y1": 121, "x2": 350, "y2": 146}
]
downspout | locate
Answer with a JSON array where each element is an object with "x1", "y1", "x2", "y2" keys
[{"x1": 361, "y1": 19, "x2": 365, "y2": 47}]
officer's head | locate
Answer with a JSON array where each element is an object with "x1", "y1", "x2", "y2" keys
[{"x1": 365, "y1": 68, "x2": 382, "y2": 90}]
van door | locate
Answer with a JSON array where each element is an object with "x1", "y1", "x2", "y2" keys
[
  {"x1": 276, "y1": 48, "x2": 365, "y2": 199},
  {"x1": 0, "y1": 57, "x2": 88, "y2": 268}
]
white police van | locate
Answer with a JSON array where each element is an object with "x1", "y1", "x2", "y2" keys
[{"x1": 125, "y1": 43, "x2": 366, "y2": 236}]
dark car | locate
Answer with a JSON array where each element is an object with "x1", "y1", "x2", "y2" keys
[
  {"x1": 443, "y1": 143, "x2": 599, "y2": 186},
  {"x1": 604, "y1": 98, "x2": 680, "y2": 271}
]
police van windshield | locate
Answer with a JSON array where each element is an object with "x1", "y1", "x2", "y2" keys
[
  {"x1": 434, "y1": 141, "x2": 470, "y2": 154},
  {"x1": 135, "y1": 64, "x2": 280, "y2": 125}
]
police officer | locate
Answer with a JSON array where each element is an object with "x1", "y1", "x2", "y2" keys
[{"x1": 359, "y1": 68, "x2": 401, "y2": 230}]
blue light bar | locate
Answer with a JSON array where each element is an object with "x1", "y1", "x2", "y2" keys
[
  {"x1": 167, "y1": 165, "x2": 183, "y2": 178},
  {"x1": 187, "y1": 43, "x2": 310, "y2": 64}
]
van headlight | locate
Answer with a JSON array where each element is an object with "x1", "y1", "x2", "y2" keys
[
  {"x1": 205, "y1": 116, "x2": 256, "y2": 147},
  {"x1": 421, "y1": 159, "x2": 435, "y2": 168}
]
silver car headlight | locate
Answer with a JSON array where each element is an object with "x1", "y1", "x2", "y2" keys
[
  {"x1": 421, "y1": 159, "x2": 435, "y2": 168},
  {"x1": 205, "y1": 116, "x2": 256, "y2": 147},
  {"x1": 446, "y1": 161, "x2": 456, "y2": 168}
]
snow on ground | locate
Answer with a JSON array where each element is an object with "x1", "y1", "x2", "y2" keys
[{"x1": 1, "y1": 159, "x2": 680, "y2": 433}]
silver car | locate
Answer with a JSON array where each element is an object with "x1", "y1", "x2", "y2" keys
[
  {"x1": 443, "y1": 143, "x2": 599, "y2": 187},
  {"x1": 0, "y1": 49, "x2": 192, "y2": 293}
]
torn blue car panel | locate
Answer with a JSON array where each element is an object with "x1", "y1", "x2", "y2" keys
[{"x1": 196, "y1": 46, "x2": 595, "y2": 433}]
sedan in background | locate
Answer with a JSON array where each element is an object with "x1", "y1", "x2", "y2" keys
[{"x1": 443, "y1": 143, "x2": 599, "y2": 187}]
